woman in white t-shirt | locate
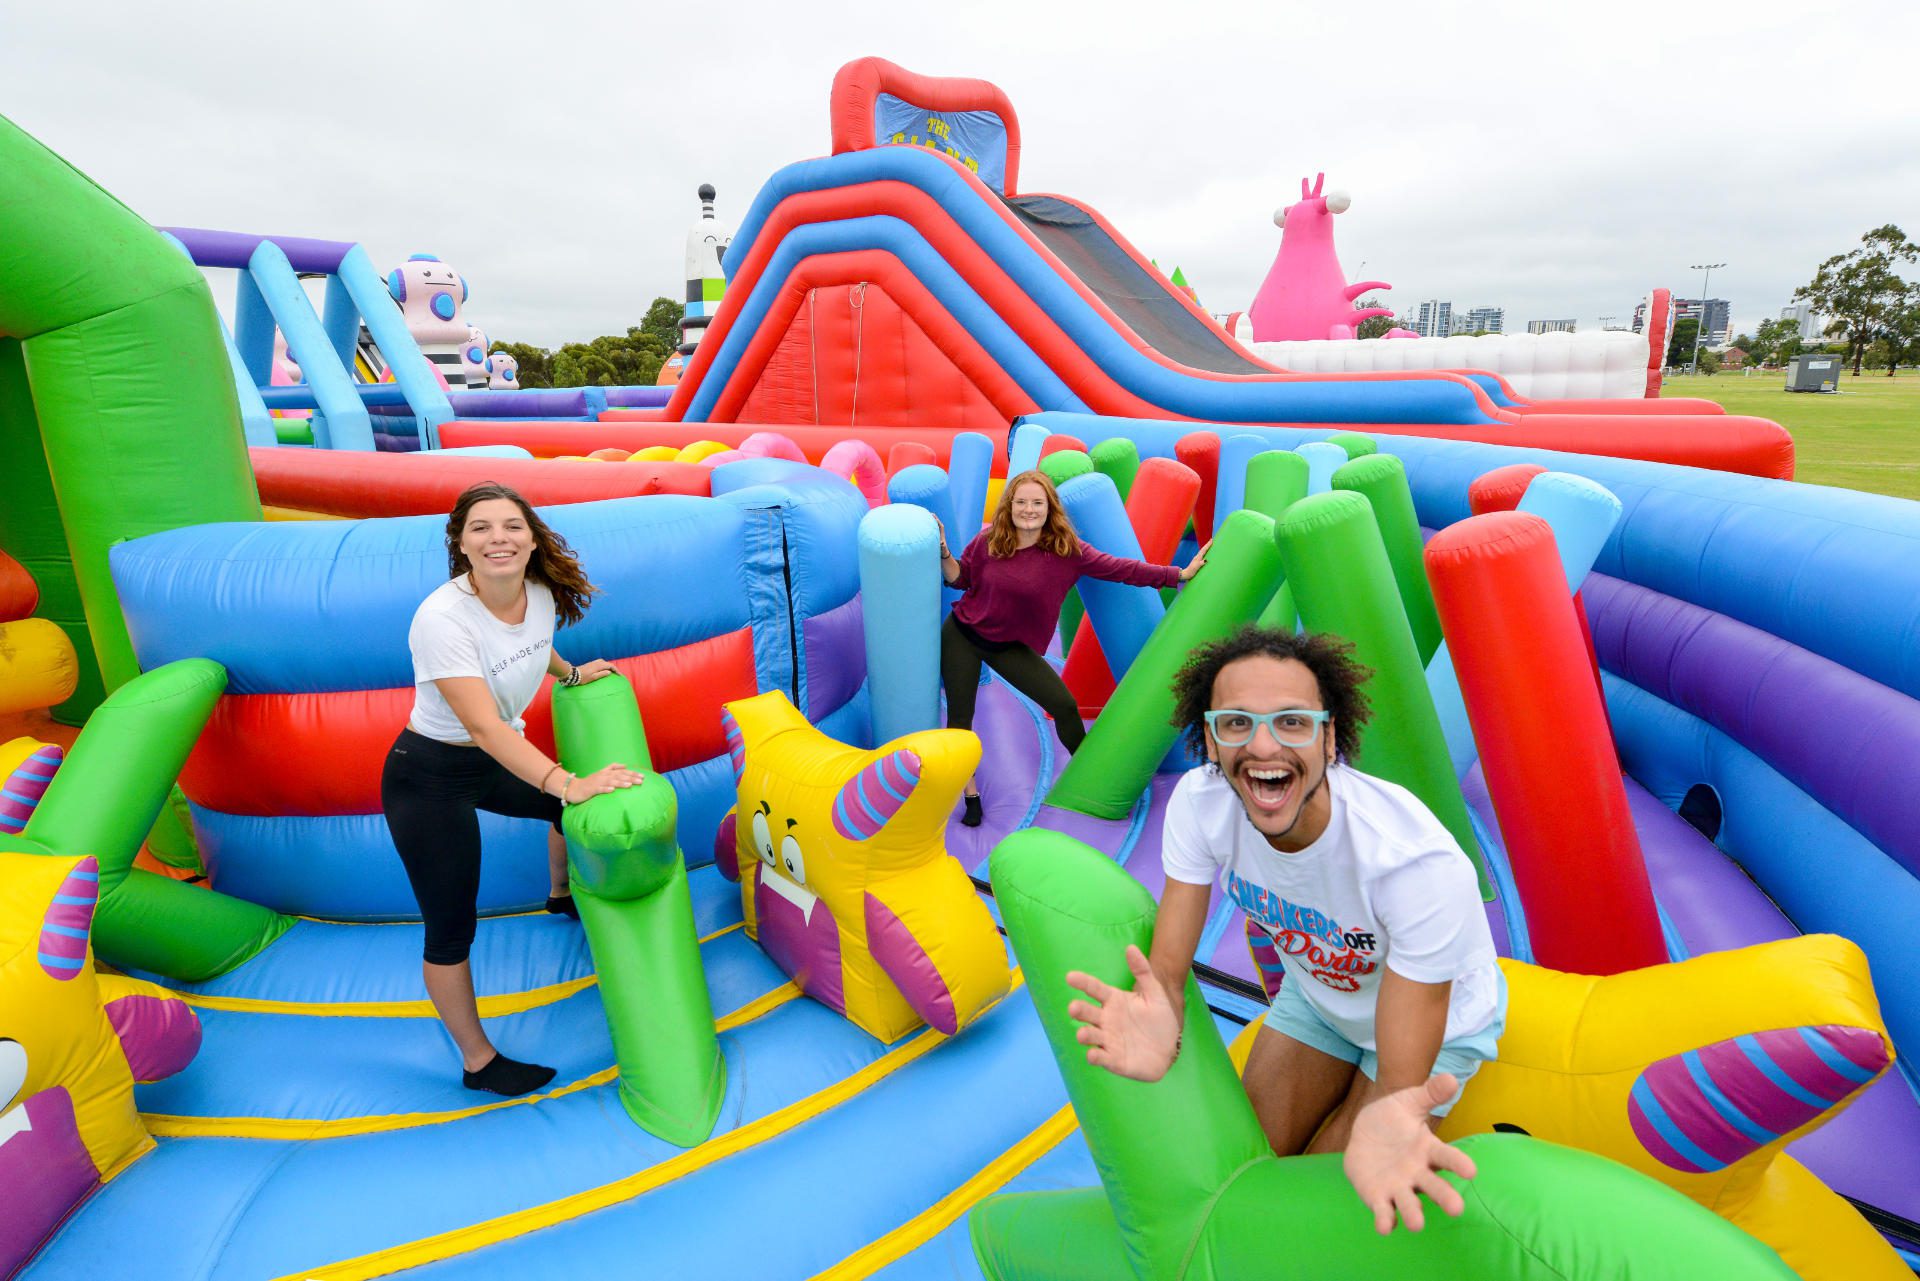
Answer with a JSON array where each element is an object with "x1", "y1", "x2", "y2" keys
[
  {"x1": 1065, "y1": 624, "x2": 1504, "y2": 1174},
  {"x1": 382, "y1": 482, "x2": 641, "y2": 1097}
]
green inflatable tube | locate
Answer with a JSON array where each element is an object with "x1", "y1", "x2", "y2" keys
[
  {"x1": 971, "y1": 830, "x2": 1795, "y2": 1281},
  {"x1": 1047, "y1": 510, "x2": 1284, "y2": 819},
  {"x1": 1275, "y1": 493, "x2": 1486, "y2": 892},
  {"x1": 1089, "y1": 437, "x2": 1140, "y2": 501},
  {"x1": 1326, "y1": 431, "x2": 1379, "y2": 460},
  {"x1": 0, "y1": 659, "x2": 291, "y2": 979},
  {"x1": 551, "y1": 674, "x2": 724, "y2": 1147},
  {"x1": 1244, "y1": 451, "x2": 1308, "y2": 633},
  {"x1": 1040, "y1": 450, "x2": 1097, "y2": 656},
  {"x1": 0, "y1": 114, "x2": 260, "y2": 720},
  {"x1": 1332, "y1": 453, "x2": 1444, "y2": 664}
]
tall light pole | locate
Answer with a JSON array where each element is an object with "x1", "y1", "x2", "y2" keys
[
  {"x1": 1689, "y1": 262, "x2": 1725, "y2": 375},
  {"x1": 1599, "y1": 314, "x2": 1616, "y2": 331}
]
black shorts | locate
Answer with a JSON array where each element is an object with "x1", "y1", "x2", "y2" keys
[{"x1": 380, "y1": 728, "x2": 563, "y2": 965}]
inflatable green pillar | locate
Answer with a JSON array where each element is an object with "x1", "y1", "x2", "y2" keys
[
  {"x1": 552, "y1": 673, "x2": 724, "y2": 1147},
  {"x1": 1048, "y1": 510, "x2": 1284, "y2": 819},
  {"x1": 1333, "y1": 453, "x2": 1443, "y2": 664},
  {"x1": 971, "y1": 829, "x2": 1797, "y2": 1281},
  {"x1": 0, "y1": 659, "x2": 291, "y2": 978},
  {"x1": 0, "y1": 114, "x2": 260, "y2": 721},
  {"x1": 1245, "y1": 450, "x2": 1308, "y2": 632},
  {"x1": 1275, "y1": 492, "x2": 1486, "y2": 892}
]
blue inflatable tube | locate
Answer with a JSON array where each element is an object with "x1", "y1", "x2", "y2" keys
[
  {"x1": 858, "y1": 502, "x2": 943, "y2": 743},
  {"x1": 1056, "y1": 472, "x2": 1164, "y2": 678}
]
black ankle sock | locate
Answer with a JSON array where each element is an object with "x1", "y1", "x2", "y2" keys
[
  {"x1": 545, "y1": 893, "x2": 579, "y2": 920},
  {"x1": 463, "y1": 1053, "x2": 557, "y2": 1097},
  {"x1": 961, "y1": 794, "x2": 983, "y2": 827}
]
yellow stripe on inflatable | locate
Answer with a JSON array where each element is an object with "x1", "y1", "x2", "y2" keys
[
  {"x1": 144, "y1": 981, "x2": 803, "y2": 1141},
  {"x1": 261, "y1": 505, "x2": 341, "y2": 522},
  {"x1": 279, "y1": 972, "x2": 1025, "y2": 1281},
  {"x1": 0, "y1": 736, "x2": 47, "y2": 781},
  {"x1": 810, "y1": 1104, "x2": 1078, "y2": 1280}
]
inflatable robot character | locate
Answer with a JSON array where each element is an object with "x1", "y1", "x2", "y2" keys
[
  {"x1": 386, "y1": 254, "x2": 476, "y2": 389},
  {"x1": 658, "y1": 184, "x2": 732, "y2": 386}
]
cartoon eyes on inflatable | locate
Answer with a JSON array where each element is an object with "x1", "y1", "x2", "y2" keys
[
  {"x1": 0, "y1": 1039, "x2": 26, "y2": 1113},
  {"x1": 751, "y1": 808, "x2": 775, "y2": 867},
  {"x1": 1325, "y1": 191, "x2": 1351, "y2": 214},
  {"x1": 780, "y1": 835, "x2": 806, "y2": 885}
]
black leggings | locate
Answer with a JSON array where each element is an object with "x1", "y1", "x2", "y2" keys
[
  {"x1": 940, "y1": 616, "x2": 1086, "y2": 753},
  {"x1": 381, "y1": 728, "x2": 563, "y2": 965}
]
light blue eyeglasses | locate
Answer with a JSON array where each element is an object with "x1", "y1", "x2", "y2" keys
[{"x1": 1203, "y1": 709, "x2": 1331, "y2": 748}]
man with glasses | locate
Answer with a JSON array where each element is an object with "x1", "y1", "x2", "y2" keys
[{"x1": 1066, "y1": 625, "x2": 1503, "y2": 1229}]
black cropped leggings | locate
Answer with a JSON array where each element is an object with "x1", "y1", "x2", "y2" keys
[
  {"x1": 381, "y1": 728, "x2": 563, "y2": 965},
  {"x1": 940, "y1": 615, "x2": 1086, "y2": 753}
]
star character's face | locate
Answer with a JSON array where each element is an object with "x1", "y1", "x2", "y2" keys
[{"x1": 751, "y1": 800, "x2": 817, "y2": 918}]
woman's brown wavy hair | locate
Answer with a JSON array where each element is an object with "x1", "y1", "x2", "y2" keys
[
  {"x1": 986, "y1": 469, "x2": 1081, "y2": 559},
  {"x1": 445, "y1": 482, "x2": 598, "y2": 626}
]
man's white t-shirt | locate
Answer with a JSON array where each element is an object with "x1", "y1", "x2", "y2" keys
[
  {"x1": 1162, "y1": 763, "x2": 1499, "y2": 1051},
  {"x1": 407, "y1": 578, "x2": 556, "y2": 743}
]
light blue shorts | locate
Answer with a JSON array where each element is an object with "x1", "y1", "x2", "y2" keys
[{"x1": 1261, "y1": 968, "x2": 1507, "y2": 1117}]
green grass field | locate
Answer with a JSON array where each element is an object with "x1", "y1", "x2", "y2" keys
[{"x1": 1661, "y1": 367, "x2": 1920, "y2": 500}]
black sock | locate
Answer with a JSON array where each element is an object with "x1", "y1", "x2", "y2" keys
[
  {"x1": 961, "y1": 794, "x2": 983, "y2": 827},
  {"x1": 463, "y1": 1053, "x2": 557, "y2": 1096},
  {"x1": 545, "y1": 893, "x2": 579, "y2": 920}
]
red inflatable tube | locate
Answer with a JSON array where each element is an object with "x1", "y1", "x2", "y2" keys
[
  {"x1": 1424, "y1": 512, "x2": 1664, "y2": 974},
  {"x1": 1175, "y1": 433, "x2": 1222, "y2": 536},
  {"x1": 887, "y1": 441, "x2": 939, "y2": 476},
  {"x1": 1642, "y1": 287, "x2": 1672, "y2": 398},
  {"x1": 1513, "y1": 397, "x2": 1722, "y2": 416},
  {"x1": 444, "y1": 420, "x2": 1010, "y2": 475},
  {"x1": 1062, "y1": 456, "x2": 1200, "y2": 706},
  {"x1": 0, "y1": 550, "x2": 37, "y2": 622},
  {"x1": 1467, "y1": 463, "x2": 1610, "y2": 721},
  {"x1": 180, "y1": 628, "x2": 758, "y2": 816},
  {"x1": 250, "y1": 448, "x2": 710, "y2": 518},
  {"x1": 1038, "y1": 434, "x2": 1087, "y2": 459}
]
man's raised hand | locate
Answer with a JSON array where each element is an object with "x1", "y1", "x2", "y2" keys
[
  {"x1": 1342, "y1": 1073, "x2": 1477, "y2": 1234},
  {"x1": 1064, "y1": 944, "x2": 1182, "y2": 1082}
]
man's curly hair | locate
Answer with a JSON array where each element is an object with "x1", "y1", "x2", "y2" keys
[{"x1": 1170, "y1": 625, "x2": 1374, "y2": 763}]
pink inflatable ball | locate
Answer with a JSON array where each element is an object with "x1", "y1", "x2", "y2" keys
[
  {"x1": 588, "y1": 448, "x2": 631, "y2": 462},
  {"x1": 821, "y1": 439, "x2": 887, "y2": 508},
  {"x1": 698, "y1": 449, "x2": 747, "y2": 467},
  {"x1": 269, "y1": 332, "x2": 312, "y2": 420},
  {"x1": 738, "y1": 431, "x2": 807, "y2": 463},
  {"x1": 486, "y1": 350, "x2": 519, "y2": 390},
  {"x1": 886, "y1": 441, "x2": 938, "y2": 477},
  {"x1": 385, "y1": 253, "x2": 471, "y2": 347}
]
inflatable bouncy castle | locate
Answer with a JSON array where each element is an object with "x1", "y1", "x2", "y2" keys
[{"x1": 2, "y1": 55, "x2": 1917, "y2": 1280}]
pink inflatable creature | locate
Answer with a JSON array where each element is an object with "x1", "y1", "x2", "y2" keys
[{"x1": 1246, "y1": 174, "x2": 1397, "y2": 342}]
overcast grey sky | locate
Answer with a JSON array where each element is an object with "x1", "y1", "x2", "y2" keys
[{"x1": 7, "y1": 1, "x2": 1918, "y2": 348}]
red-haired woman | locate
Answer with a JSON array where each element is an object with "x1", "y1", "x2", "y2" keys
[
  {"x1": 940, "y1": 469, "x2": 1206, "y2": 826},
  {"x1": 383, "y1": 482, "x2": 641, "y2": 1096}
]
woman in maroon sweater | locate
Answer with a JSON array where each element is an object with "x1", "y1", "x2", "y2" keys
[{"x1": 939, "y1": 469, "x2": 1206, "y2": 825}]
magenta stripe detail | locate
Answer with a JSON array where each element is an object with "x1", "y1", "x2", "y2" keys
[
  {"x1": 1752, "y1": 1026, "x2": 1858, "y2": 1102},
  {"x1": 105, "y1": 993, "x2": 203, "y2": 1081},
  {"x1": 1641, "y1": 1056, "x2": 1756, "y2": 1167},
  {"x1": 1628, "y1": 1094, "x2": 1709, "y2": 1173},
  {"x1": 1815, "y1": 1023, "x2": 1890, "y2": 1074},
  {"x1": 878, "y1": 750, "x2": 920, "y2": 798},
  {"x1": 865, "y1": 893, "x2": 958, "y2": 1034},
  {"x1": 1695, "y1": 1039, "x2": 1814, "y2": 1133}
]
